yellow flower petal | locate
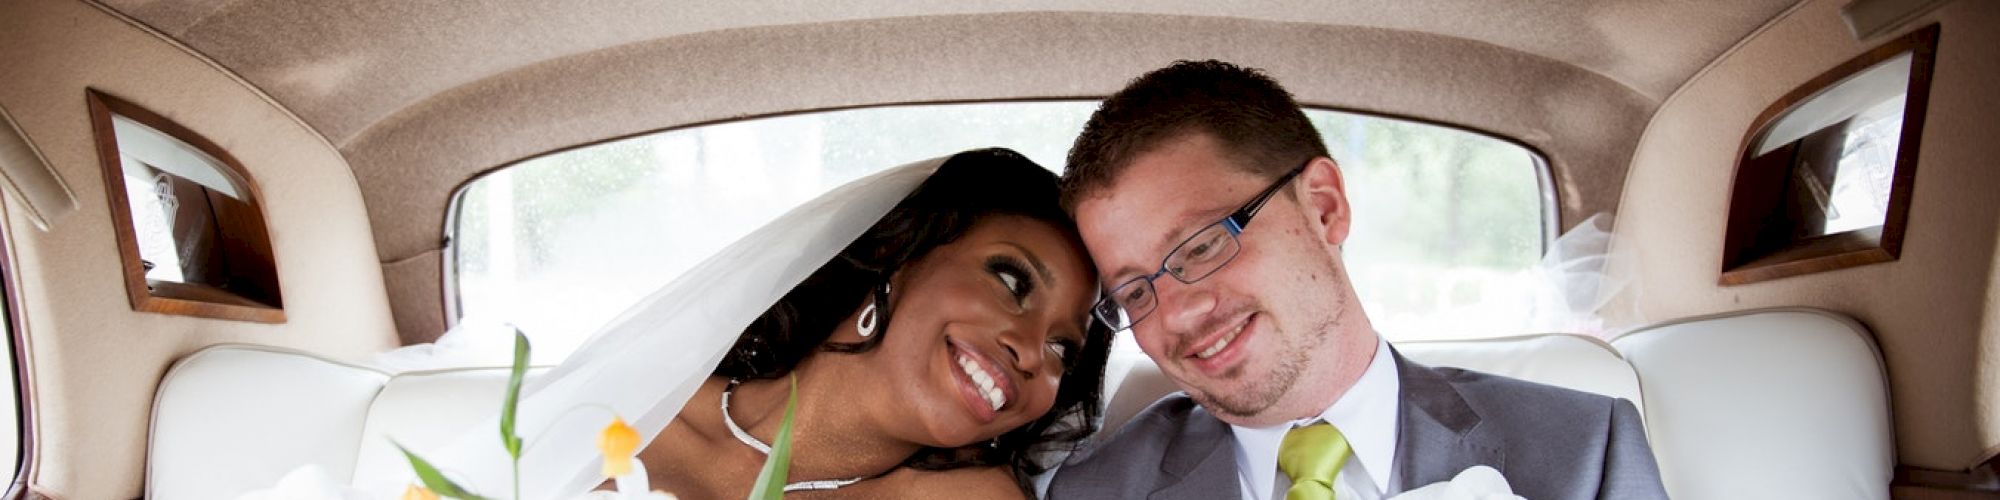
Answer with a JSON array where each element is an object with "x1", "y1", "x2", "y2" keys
[
  {"x1": 402, "y1": 484, "x2": 439, "y2": 500},
  {"x1": 599, "y1": 416, "x2": 641, "y2": 477}
]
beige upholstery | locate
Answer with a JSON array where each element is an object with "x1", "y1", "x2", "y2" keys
[
  {"x1": 1, "y1": 1, "x2": 401, "y2": 497},
  {"x1": 1605, "y1": 0, "x2": 2000, "y2": 468}
]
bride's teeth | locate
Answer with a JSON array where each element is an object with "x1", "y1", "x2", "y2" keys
[{"x1": 957, "y1": 353, "x2": 1008, "y2": 411}]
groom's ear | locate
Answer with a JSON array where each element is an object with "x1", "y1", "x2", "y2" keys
[{"x1": 1296, "y1": 157, "x2": 1351, "y2": 248}]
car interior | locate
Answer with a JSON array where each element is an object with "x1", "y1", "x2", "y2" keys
[{"x1": 0, "y1": 0, "x2": 1996, "y2": 498}]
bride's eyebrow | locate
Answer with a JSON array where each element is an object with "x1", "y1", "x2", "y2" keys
[{"x1": 995, "y1": 242, "x2": 1056, "y2": 289}]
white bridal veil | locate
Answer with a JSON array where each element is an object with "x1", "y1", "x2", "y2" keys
[{"x1": 408, "y1": 157, "x2": 946, "y2": 498}]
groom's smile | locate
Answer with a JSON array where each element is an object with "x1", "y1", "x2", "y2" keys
[{"x1": 1183, "y1": 310, "x2": 1260, "y2": 377}]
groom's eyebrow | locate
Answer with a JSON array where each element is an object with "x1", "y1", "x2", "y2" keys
[
  {"x1": 1149, "y1": 206, "x2": 1235, "y2": 255},
  {"x1": 1000, "y1": 242, "x2": 1057, "y2": 287}
]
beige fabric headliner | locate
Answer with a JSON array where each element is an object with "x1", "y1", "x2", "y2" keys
[
  {"x1": 105, "y1": 0, "x2": 1797, "y2": 145},
  {"x1": 1607, "y1": 0, "x2": 1999, "y2": 470},
  {"x1": 0, "y1": 0, "x2": 399, "y2": 497},
  {"x1": 91, "y1": 1, "x2": 1797, "y2": 269}
]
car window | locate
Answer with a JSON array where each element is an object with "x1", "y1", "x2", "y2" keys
[{"x1": 450, "y1": 102, "x2": 1549, "y2": 361}]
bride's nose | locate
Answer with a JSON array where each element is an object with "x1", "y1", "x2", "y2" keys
[{"x1": 995, "y1": 323, "x2": 1048, "y2": 378}]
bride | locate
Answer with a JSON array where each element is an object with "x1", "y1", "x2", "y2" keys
[
  {"x1": 394, "y1": 148, "x2": 1111, "y2": 500},
  {"x1": 643, "y1": 147, "x2": 1110, "y2": 498}
]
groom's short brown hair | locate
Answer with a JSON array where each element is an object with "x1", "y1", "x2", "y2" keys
[{"x1": 1060, "y1": 60, "x2": 1329, "y2": 211}]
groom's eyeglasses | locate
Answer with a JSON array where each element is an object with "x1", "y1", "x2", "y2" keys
[{"x1": 1092, "y1": 160, "x2": 1310, "y2": 331}]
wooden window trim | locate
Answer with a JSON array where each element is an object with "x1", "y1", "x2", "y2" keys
[
  {"x1": 85, "y1": 89, "x2": 284, "y2": 323},
  {"x1": 1719, "y1": 24, "x2": 1939, "y2": 286}
]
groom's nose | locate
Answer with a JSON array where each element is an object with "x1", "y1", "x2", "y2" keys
[{"x1": 1150, "y1": 278, "x2": 1218, "y2": 351}]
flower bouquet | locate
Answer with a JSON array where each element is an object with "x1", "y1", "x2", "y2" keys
[{"x1": 398, "y1": 330, "x2": 797, "y2": 500}]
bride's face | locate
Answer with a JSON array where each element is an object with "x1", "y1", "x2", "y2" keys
[{"x1": 869, "y1": 214, "x2": 1096, "y2": 448}]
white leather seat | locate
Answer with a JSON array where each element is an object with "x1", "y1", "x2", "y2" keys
[
  {"x1": 349, "y1": 367, "x2": 543, "y2": 488},
  {"x1": 1099, "y1": 333, "x2": 1643, "y2": 434},
  {"x1": 149, "y1": 347, "x2": 529, "y2": 499},
  {"x1": 1398, "y1": 333, "x2": 1644, "y2": 417},
  {"x1": 148, "y1": 307, "x2": 1894, "y2": 499},
  {"x1": 1613, "y1": 308, "x2": 1893, "y2": 500},
  {"x1": 147, "y1": 346, "x2": 389, "y2": 499},
  {"x1": 1092, "y1": 307, "x2": 1892, "y2": 499}
]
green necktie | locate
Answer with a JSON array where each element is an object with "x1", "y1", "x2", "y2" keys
[{"x1": 1278, "y1": 422, "x2": 1351, "y2": 500}]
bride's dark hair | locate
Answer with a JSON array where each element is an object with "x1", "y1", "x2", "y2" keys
[{"x1": 714, "y1": 147, "x2": 1111, "y2": 492}]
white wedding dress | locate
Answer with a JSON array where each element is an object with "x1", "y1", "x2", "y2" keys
[{"x1": 242, "y1": 157, "x2": 945, "y2": 500}]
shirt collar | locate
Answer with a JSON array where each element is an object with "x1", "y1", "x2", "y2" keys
[{"x1": 1229, "y1": 338, "x2": 1401, "y2": 499}]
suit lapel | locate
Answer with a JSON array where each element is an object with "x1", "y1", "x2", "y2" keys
[
  {"x1": 1391, "y1": 349, "x2": 1505, "y2": 491},
  {"x1": 1149, "y1": 405, "x2": 1242, "y2": 500}
]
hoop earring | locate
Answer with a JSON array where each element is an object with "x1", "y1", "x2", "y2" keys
[
  {"x1": 855, "y1": 282, "x2": 891, "y2": 338},
  {"x1": 856, "y1": 302, "x2": 878, "y2": 338}
]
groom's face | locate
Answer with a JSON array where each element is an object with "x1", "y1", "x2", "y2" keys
[{"x1": 1074, "y1": 133, "x2": 1349, "y2": 426}]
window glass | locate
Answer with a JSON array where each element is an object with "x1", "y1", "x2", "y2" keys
[
  {"x1": 88, "y1": 91, "x2": 284, "y2": 323},
  {"x1": 451, "y1": 103, "x2": 1548, "y2": 362},
  {"x1": 1317, "y1": 114, "x2": 1548, "y2": 341}
]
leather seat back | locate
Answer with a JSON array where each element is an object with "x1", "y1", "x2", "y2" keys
[
  {"x1": 1612, "y1": 308, "x2": 1893, "y2": 500},
  {"x1": 148, "y1": 308, "x2": 1893, "y2": 500},
  {"x1": 1099, "y1": 333, "x2": 1643, "y2": 434},
  {"x1": 147, "y1": 346, "x2": 389, "y2": 499}
]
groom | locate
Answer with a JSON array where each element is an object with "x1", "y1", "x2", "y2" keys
[{"x1": 1048, "y1": 60, "x2": 1668, "y2": 499}]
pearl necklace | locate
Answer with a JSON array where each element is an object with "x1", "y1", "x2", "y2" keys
[{"x1": 720, "y1": 379, "x2": 869, "y2": 492}]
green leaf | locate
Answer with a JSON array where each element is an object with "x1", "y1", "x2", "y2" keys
[
  {"x1": 745, "y1": 376, "x2": 798, "y2": 500},
  {"x1": 502, "y1": 329, "x2": 531, "y2": 500},
  {"x1": 395, "y1": 442, "x2": 492, "y2": 500},
  {"x1": 501, "y1": 329, "x2": 530, "y2": 459}
]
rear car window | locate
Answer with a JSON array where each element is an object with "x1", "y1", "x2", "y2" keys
[{"x1": 449, "y1": 102, "x2": 1549, "y2": 361}]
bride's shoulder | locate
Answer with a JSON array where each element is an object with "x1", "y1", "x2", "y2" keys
[
  {"x1": 874, "y1": 466, "x2": 1028, "y2": 500},
  {"x1": 671, "y1": 377, "x2": 731, "y2": 426}
]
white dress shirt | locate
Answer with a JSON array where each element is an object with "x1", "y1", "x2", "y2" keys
[{"x1": 1229, "y1": 338, "x2": 1401, "y2": 500}]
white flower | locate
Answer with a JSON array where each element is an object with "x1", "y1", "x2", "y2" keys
[{"x1": 1387, "y1": 465, "x2": 1525, "y2": 500}]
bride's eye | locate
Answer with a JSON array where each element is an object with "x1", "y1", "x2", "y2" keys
[
  {"x1": 1048, "y1": 338, "x2": 1081, "y2": 368},
  {"x1": 986, "y1": 256, "x2": 1035, "y2": 301},
  {"x1": 999, "y1": 272, "x2": 1023, "y2": 295}
]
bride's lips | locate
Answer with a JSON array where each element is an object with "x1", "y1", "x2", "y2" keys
[
  {"x1": 1183, "y1": 312, "x2": 1256, "y2": 376},
  {"x1": 946, "y1": 337, "x2": 1017, "y2": 424}
]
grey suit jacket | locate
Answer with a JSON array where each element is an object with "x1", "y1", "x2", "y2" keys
[{"x1": 1047, "y1": 350, "x2": 1668, "y2": 499}]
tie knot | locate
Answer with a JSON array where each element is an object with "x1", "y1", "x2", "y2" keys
[{"x1": 1279, "y1": 422, "x2": 1352, "y2": 497}]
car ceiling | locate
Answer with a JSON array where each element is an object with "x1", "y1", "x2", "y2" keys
[
  {"x1": 103, "y1": 1, "x2": 1799, "y2": 146},
  {"x1": 92, "y1": 0, "x2": 1804, "y2": 338}
]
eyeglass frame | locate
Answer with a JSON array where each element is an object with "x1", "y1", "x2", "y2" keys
[{"x1": 1092, "y1": 158, "x2": 1313, "y2": 331}]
